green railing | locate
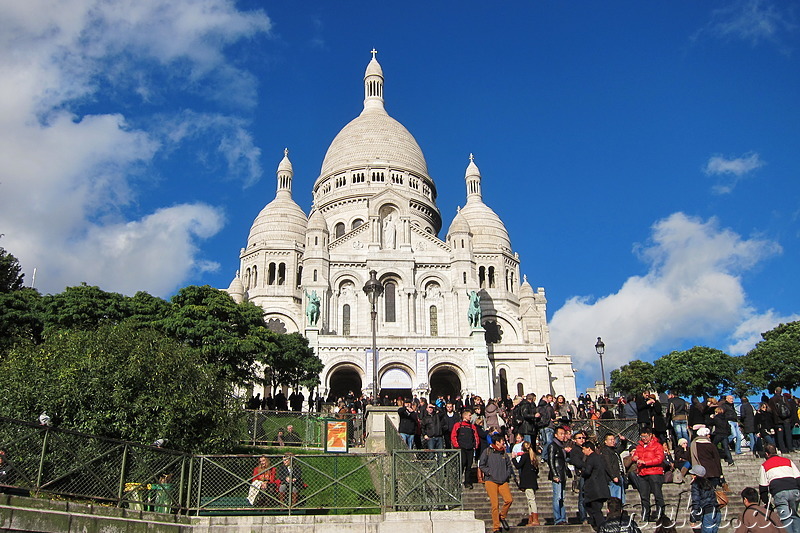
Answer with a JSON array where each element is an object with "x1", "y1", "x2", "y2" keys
[
  {"x1": 0, "y1": 415, "x2": 460, "y2": 514},
  {"x1": 240, "y1": 410, "x2": 365, "y2": 448}
]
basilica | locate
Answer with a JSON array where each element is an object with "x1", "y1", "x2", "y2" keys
[{"x1": 226, "y1": 52, "x2": 576, "y2": 402}]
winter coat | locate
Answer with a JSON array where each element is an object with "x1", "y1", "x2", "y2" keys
[
  {"x1": 582, "y1": 451, "x2": 612, "y2": 503},
  {"x1": 397, "y1": 407, "x2": 418, "y2": 434},
  {"x1": 633, "y1": 437, "x2": 665, "y2": 477},
  {"x1": 547, "y1": 438, "x2": 570, "y2": 482},
  {"x1": 516, "y1": 400, "x2": 536, "y2": 435},
  {"x1": 598, "y1": 441, "x2": 626, "y2": 480},
  {"x1": 451, "y1": 420, "x2": 479, "y2": 450},
  {"x1": 514, "y1": 452, "x2": 539, "y2": 491},
  {"x1": 690, "y1": 478, "x2": 719, "y2": 522},
  {"x1": 710, "y1": 413, "x2": 731, "y2": 437},
  {"x1": 478, "y1": 446, "x2": 515, "y2": 484},
  {"x1": 420, "y1": 410, "x2": 445, "y2": 438},
  {"x1": 690, "y1": 437, "x2": 723, "y2": 479},
  {"x1": 484, "y1": 402, "x2": 501, "y2": 430},
  {"x1": 734, "y1": 504, "x2": 783, "y2": 533},
  {"x1": 756, "y1": 409, "x2": 775, "y2": 438},
  {"x1": 688, "y1": 399, "x2": 706, "y2": 428},
  {"x1": 740, "y1": 401, "x2": 756, "y2": 434}
]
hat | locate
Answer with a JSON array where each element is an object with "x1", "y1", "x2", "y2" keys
[
  {"x1": 697, "y1": 427, "x2": 711, "y2": 437},
  {"x1": 677, "y1": 438, "x2": 688, "y2": 446},
  {"x1": 689, "y1": 464, "x2": 706, "y2": 477},
  {"x1": 691, "y1": 424, "x2": 705, "y2": 431}
]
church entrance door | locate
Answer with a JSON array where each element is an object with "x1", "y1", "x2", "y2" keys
[
  {"x1": 380, "y1": 368, "x2": 413, "y2": 403},
  {"x1": 429, "y1": 367, "x2": 461, "y2": 403},
  {"x1": 328, "y1": 365, "x2": 362, "y2": 401}
]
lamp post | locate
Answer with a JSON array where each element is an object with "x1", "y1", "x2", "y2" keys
[
  {"x1": 595, "y1": 337, "x2": 606, "y2": 397},
  {"x1": 363, "y1": 270, "x2": 383, "y2": 400}
]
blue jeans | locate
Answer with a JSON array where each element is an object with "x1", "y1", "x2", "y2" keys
[
  {"x1": 426, "y1": 436, "x2": 443, "y2": 449},
  {"x1": 609, "y1": 478, "x2": 625, "y2": 504},
  {"x1": 576, "y1": 476, "x2": 586, "y2": 522},
  {"x1": 747, "y1": 432, "x2": 759, "y2": 454},
  {"x1": 701, "y1": 509, "x2": 721, "y2": 533},
  {"x1": 552, "y1": 481, "x2": 566, "y2": 524},
  {"x1": 400, "y1": 433, "x2": 415, "y2": 449},
  {"x1": 773, "y1": 489, "x2": 800, "y2": 533},
  {"x1": 540, "y1": 427, "x2": 554, "y2": 461},
  {"x1": 672, "y1": 420, "x2": 689, "y2": 442},
  {"x1": 728, "y1": 421, "x2": 742, "y2": 454}
]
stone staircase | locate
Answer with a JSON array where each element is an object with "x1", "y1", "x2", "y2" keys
[{"x1": 462, "y1": 450, "x2": 788, "y2": 532}]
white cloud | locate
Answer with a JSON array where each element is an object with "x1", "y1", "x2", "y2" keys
[
  {"x1": 727, "y1": 309, "x2": 800, "y2": 356},
  {"x1": 696, "y1": 0, "x2": 795, "y2": 48},
  {"x1": 704, "y1": 152, "x2": 765, "y2": 194},
  {"x1": 550, "y1": 212, "x2": 782, "y2": 375},
  {"x1": 0, "y1": 0, "x2": 270, "y2": 296}
]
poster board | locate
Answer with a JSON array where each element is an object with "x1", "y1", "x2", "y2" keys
[{"x1": 323, "y1": 418, "x2": 349, "y2": 453}]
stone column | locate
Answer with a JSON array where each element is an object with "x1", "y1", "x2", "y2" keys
[{"x1": 470, "y1": 328, "x2": 490, "y2": 399}]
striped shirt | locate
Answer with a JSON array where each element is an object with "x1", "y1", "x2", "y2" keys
[{"x1": 759, "y1": 455, "x2": 800, "y2": 496}]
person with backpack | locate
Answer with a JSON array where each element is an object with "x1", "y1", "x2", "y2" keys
[
  {"x1": 451, "y1": 408, "x2": 480, "y2": 489},
  {"x1": 479, "y1": 437, "x2": 515, "y2": 533},
  {"x1": 769, "y1": 388, "x2": 794, "y2": 453}
]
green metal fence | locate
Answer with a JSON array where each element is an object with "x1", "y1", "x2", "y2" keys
[
  {"x1": 240, "y1": 410, "x2": 365, "y2": 448},
  {"x1": 0, "y1": 415, "x2": 460, "y2": 515}
]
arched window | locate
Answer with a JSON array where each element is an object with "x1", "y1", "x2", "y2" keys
[
  {"x1": 313, "y1": 269, "x2": 318, "y2": 282},
  {"x1": 517, "y1": 383, "x2": 524, "y2": 397},
  {"x1": 342, "y1": 304, "x2": 351, "y2": 336},
  {"x1": 351, "y1": 219, "x2": 363, "y2": 230},
  {"x1": 252, "y1": 265, "x2": 258, "y2": 288},
  {"x1": 478, "y1": 266, "x2": 486, "y2": 288},
  {"x1": 429, "y1": 305, "x2": 438, "y2": 336},
  {"x1": 314, "y1": 236, "x2": 318, "y2": 246},
  {"x1": 245, "y1": 268, "x2": 251, "y2": 289},
  {"x1": 334, "y1": 223, "x2": 345, "y2": 239},
  {"x1": 296, "y1": 266, "x2": 302, "y2": 287},
  {"x1": 268, "y1": 263, "x2": 276, "y2": 285},
  {"x1": 278, "y1": 263, "x2": 286, "y2": 285},
  {"x1": 384, "y1": 281, "x2": 396, "y2": 322},
  {"x1": 463, "y1": 272, "x2": 467, "y2": 284},
  {"x1": 488, "y1": 266, "x2": 496, "y2": 288}
]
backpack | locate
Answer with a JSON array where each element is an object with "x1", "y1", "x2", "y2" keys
[{"x1": 777, "y1": 401, "x2": 790, "y2": 420}]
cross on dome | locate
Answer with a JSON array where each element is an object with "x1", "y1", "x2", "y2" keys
[
  {"x1": 284, "y1": 147, "x2": 289, "y2": 156},
  {"x1": 469, "y1": 153, "x2": 474, "y2": 162},
  {"x1": 371, "y1": 48, "x2": 378, "y2": 59}
]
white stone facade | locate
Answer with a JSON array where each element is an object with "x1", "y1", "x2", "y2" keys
[{"x1": 226, "y1": 53, "x2": 577, "y2": 402}]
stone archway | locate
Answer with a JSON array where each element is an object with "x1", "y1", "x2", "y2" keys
[
  {"x1": 429, "y1": 366, "x2": 462, "y2": 403},
  {"x1": 380, "y1": 367, "x2": 413, "y2": 402},
  {"x1": 328, "y1": 365, "x2": 363, "y2": 401}
]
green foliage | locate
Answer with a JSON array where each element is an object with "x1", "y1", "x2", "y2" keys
[
  {"x1": 259, "y1": 332, "x2": 323, "y2": 392},
  {"x1": 0, "y1": 288, "x2": 43, "y2": 353},
  {"x1": 41, "y1": 283, "x2": 130, "y2": 332},
  {"x1": 744, "y1": 321, "x2": 800, "y2": 391},
  {"x1": 610, "y1": 359, "x2": 655, "y2": 395},
  {"x1": 652, "y1": 346, "x2": 736, "y2": 397},
  {"x1": 157, "y1": 285, "x2": 273, "y2": 384},
  {"x1": 0, "y1": 323, "x2": 240, "y2": 452},
  {"x1": 0, "y1": 244, "x2": 25, "y2": 293}
]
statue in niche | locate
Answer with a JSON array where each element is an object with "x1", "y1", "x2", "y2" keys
[
  {"x1": 425, "y1": 283, "x2": 441, "y2": 300},
  {"x1": 467, "y1": 290, "x2": 482, "y2": 328},
  {"x1": 305, "y1": 290, "x2": 320, "y2": 326},
  {"x1": 383, "y1": 213, "x2": 396, "y2": 249}
]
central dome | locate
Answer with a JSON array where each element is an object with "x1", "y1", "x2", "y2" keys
[{"x1": 318, "y1": 53, "x2": 429, "y2": 181}]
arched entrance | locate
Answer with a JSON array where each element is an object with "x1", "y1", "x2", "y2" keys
[
  {"x1": 328, "y1": 365, "x2": 362, "y2": 401},
  {"x1": 380, "y1": 367, "x2": 413, "y2": 402},
  {"x1": 499, "y1": 368, "x2": 508, "y2": 400},
  {"x1": 429, "y1": 366, "x2": 462, "y2": 403}
]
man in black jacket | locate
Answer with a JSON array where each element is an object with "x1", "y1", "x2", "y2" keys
[
  {"x1": 582, "y1": 441, "x2": 612, "y2": 531},
  {"x1": 397, "y1": 399, "x2": 418, "y2": 449},
  {"x1": 769, "y1": 388, "x2": 794, "y2": 453},
  {"x1": 598, "y1": 433, "x2": 627, "y2": 504},
  {"x1": 548, "y1": 425, "x2": 572, "y2": 526},
  {"x1": 421, "y1": 404, "x2": 445, "y2": 449}
]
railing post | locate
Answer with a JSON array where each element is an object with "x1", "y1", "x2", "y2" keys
[
  {"x1": 185, "y1": 456, "x2": 195, "y2": 515},
  {"x1": 117, "y1": 444, "x2": 129, "y2": 507},
  {"x1": 195, "y1": 456, "x2": 203, "y2": 516},
  {"x1": 36, "y1": 427, "x2": 49, "y2": 490},
  {"x1": 252, "y1": 410, "x2": 258, "y2": 446},
  {"x1": 178, "y1": 455, "x2": 187, "y2": 513}
]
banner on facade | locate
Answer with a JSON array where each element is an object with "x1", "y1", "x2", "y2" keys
[
  {"x1": 366, "y1": 349, "x2": 376, "y2": 389},
  {"x1": 416, "y1": 350, "x2": 428, "y2": 387}
]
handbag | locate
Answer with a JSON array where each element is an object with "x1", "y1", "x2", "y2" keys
[
  {"x1": 477, "y1": 467, "x2": 485, "y2": 483},
  {"x1": 715, "y1": 488, "x2": 729, "y2": 507},
  {"x1": 247, "y1": 480, "x2": 261, "y2": 505}
]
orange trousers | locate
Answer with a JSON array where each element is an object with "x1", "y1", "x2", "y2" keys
[{"x1": 484, "y1": 480, "x2": 513, "y2": 530}]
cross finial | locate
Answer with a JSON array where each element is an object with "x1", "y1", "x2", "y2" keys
[
  {"x1": 457, "y1": 205, "x2": 461, "y2": 213},
  {"x1": 284, "y1": 147, "x2": 289, "y2": 157},
  {"x1": 371, "y1": 48, "x2": 378, "y2": 59},
  {"x1": 469, "y1": 153, "x2": 474, "y2": 162}
]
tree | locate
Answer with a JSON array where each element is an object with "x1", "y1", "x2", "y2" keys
[
  {"x1": 0, "y1": 323, "x2": 241, "y2": 452},
  {"x1": 0, "y1": 288, "x2": 43, "y2": 353},
  {"x1": 0, "y1": 243, "x2": 25, "y2": 292},
  {"x1": 157, "y1": 285, "x2": 272, "y2": 384},
  {"x1": 610, "y1": 360, "x2": 655, "y2": 395},
  {"x1": 652, "y1": 346, "x2": 736, "y2": 397},
  {"x1": 259, "y1": 332, "x2": 324, "y2": 393},
  {"x1": 41, "y1": 283, "x2": 130, "y2": 333},
  {"x1": 743, "y1": 321, "x2": 800, "y2": 391}
]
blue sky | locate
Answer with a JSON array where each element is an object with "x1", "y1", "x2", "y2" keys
[{"x1": 1, "y1": 1, "x2": 798, "y2": 392}]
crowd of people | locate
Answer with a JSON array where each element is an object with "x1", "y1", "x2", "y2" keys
[{"x1": 392, "y1": 388, "x2": 800, "y2": 533}]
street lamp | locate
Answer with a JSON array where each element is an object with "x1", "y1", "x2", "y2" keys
[
  {"x1": 363, "y1": 270, "x2": 383, "y2": 400},
  {"x1": 595, "y1": 337, "x2": 606, "y2": 397}
]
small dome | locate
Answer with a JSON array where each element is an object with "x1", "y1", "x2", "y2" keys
[
  {"x1": 308, "y1": 208, "x2": 328, "y2": 233},
  {"x1": 446, "y1": 207, "x2": 471, "y2": 237},
  {"x1": 459, "y1": 199, "x2": 511, "y2": 251},
  {"x1": 227, "y1": 274, "x2": 245, "y2": 303},
  {"x1": 277, "y1": 148, "x2": 293, "y2": 174},
  {"x1": 519, "y1": 276, "x2": 535, "y2": 299},
  {"x1": 365, "y1": 56, "x2": 383, "y2": 78}
]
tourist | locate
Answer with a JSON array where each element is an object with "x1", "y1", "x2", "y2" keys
[
  {"x1": 667, "y1": 391, "x2": 689, "y2": 444},
  {"x1": 547, "y1": 425, "x2": 572, "y2": 526},
  {"x1": 709, "y1": 405, "x2": 734, "y2": 466},
  {"x1": 734, "y1": 487, "x2": 782, "y2": 533},
  {"x1": 722, "y1": 395, "x2": 743, "y2": 456},
  {"x1": 631, "y1": 427, "x2": 665, "y2": 522},
  {"x1": 283, "y1": 425, "x2": 301, "y2": 446},
  {"x1": 581, "y1": 440, "x2": 611, "y2": 531},
  {"x1": 740, "y1": 397, "x2": 757, "y2": 456},
  {"x1": 452, "y1": 408, "x2": 480, "y2": 489},
  {"x1": 397, "y1": 399, "x2": 418, "y2": 449},
  {"x1": 478, "y1": 437, "x2": 515, "y2": 533},
  {"x1": 769, "y1": 387, "x2": 794, "y2": 453},
  {"x1": 688, "y1": 464, "x2": 721, "y2": 533},
  {"x1": 421, "y1": 403, "x2": 445, "y2": 449},
  {"x1": 513, "y1": 440, "x2": 540, "y2": 526},
  {"x1": 758, "y1": 443, "x2": 800, "y2": 533},
  {"x1": 690, "y1": 427, "x2": 723, "y2": 488},
  {"x1": 250, "y1": 456, "x2": 278, "y2": 506},
  {"x1": 538, "y1": 394, "x2": 556, "y2": 461},
  {"x1": 598, "y1": 433, "x2": 627, "y2": 504},
  {"x1": 275, "y1": 453, "x2": 303, "y2": 506}
]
